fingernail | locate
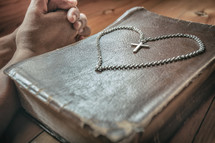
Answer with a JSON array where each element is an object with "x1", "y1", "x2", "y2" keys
[
  {"x1": 77, "y1": 21, "x2": 81, "y2": 29},
  {"x1": 68, "y1": 0, "x2": 77, "y2": 5},
  {"x1": 73, "y1": 21, "x2": 82, "y2": 30},
  {"x1": 80, "y1": 36, "x2": 85, "y2": 40},
  {"x1": 71, "y1": 15, "x2": 76, "y2": 23},
  {"x1": 77, "y1": 36, "x2": 85, "y2": 41}
]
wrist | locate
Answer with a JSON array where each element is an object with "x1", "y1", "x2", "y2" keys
[
  {"x1": 2, "y1": 48, "x2": 36, "y2": 72},
  {"x1": 0, "y1": 30, "x2": 17, "y2": 68},
  {"x1": 0, "y1": 30, "x2": 17, "y2": 52},
  {"x1": 10, "y1": 30, "x2": 17, "y2": 51},
  {"x1": 12, "y1": 48, "x2": 36, "y2": 62}
]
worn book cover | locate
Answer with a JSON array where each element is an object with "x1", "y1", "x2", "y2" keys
[{"x1": 5, "y1": 7, "x2": 215, "y2": 143}]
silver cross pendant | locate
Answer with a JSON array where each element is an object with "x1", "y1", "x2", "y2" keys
[{"x1": 131, "y1": 42, "x2": 150, "y2": 53}]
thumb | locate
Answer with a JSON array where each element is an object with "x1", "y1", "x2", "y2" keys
[{"x1": 29, "y1": 0, "x2": 49, "y2": 13}]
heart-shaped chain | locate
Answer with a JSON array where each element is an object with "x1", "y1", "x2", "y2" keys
[{"x1": 95, "y1": 26, "x2": 205, "y2": 72}]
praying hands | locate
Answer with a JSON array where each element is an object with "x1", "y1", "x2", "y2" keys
[{"x1": 0, "y1": 0, "x2": 90, "y2": 135}]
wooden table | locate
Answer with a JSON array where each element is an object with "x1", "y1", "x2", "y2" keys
[{"x1": 0, "y1": 0, "x2": 215, "y2": 142}]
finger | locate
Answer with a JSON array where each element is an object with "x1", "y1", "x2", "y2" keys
[
  {"x1": 67, "y1": 7, "x2": 80, "y2": 23},
  {"x1": 75, "y1": 35, "x2": 83, "y2": 41},
  {"x1": 73, "y1": 21, "x2": 82, "y2": 31},
  {"x1": 79, "y1": 26, "x2": 91, "y2": 37},
  {"x1": 75, "y1": 26, "x2": 91, "y2": 41},
  {"x1": 48, "y1": 0, "x2": 77, "y2": 12},
  {"x1": 45, "y1": 10, "x2": 68, "y2": 21},
  {"x1": 44, "y1": 11, "x2": 79, "y2": 44},
  {"x1": 75, "y1": 13, "x2": 87, "y2": 33},
  {"x1": 29, "y1": 0, "x2": 49, "y2": 13}
]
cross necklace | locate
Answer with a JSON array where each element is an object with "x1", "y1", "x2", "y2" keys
[
  {"x1": 95, "y1": 26, "x2": 205, "y2": 72},
  {"x1": 131, "y1": 42, "x2": 150, "y2": 53}
]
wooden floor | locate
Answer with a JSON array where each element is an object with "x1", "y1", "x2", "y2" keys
[{"x1": 0, "y1": 0, "x2": 215, "y2": 142}]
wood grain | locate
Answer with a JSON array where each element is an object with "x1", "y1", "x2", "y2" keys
[
  {"x1": 0, "y1": 110, "x2": 43, "y2": 143},
  {"x1": 170, "y1": 94, "x2": 215, "y2": 143},
  {"x1": 79, "y1": 0, "x2": 215, "y2": 35},
  {"x1": 0, "y1": 0, "x2": 30, "y2": 37},
  {"x1": 193, "y1": 95, "x2": 215, "y2": 143},
  {"x1": 0, "y1": 0, "x2": 215, "y2": 142},
  {"x1": 1, "y1": 0, "x2": 215, "y2": 36},
  {"x1": 30, "y1": 132, "x2": 60, "y2": 143}
]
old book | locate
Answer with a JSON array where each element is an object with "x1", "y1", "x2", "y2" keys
[{"x1": 5, "y1": 7, "x2": 215, "y2": 143}]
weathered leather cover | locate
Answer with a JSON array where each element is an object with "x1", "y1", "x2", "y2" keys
[{"x1": 5, "y1": 7, "x2": 215, "y2": 143}]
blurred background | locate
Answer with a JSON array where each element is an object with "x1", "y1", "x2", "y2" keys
[
  {"x1": 0, "y1": 0, "x2": 214, "y2": 142},
  {"x1": 0, "y1": 0, "x2": 215, "y2": 37}
]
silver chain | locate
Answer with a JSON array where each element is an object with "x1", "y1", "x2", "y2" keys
[{"x1": 95, "y1": 26, "x2": 205, "y2": 72}]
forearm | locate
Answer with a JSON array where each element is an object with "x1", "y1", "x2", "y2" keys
[
  {"x1": 0, "y1": 48, "x2": 35, "y2": 135},
  {"x1": 0, "y1": 31, "x2": 16, "y2": 69},
  {"x1": 0, "y1": 0, "x2": 87, "y2": 135},
  {"x1": 0, "y1": 73, "x2": 18, "y2": 136}
]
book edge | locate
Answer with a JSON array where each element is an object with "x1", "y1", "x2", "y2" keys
[{"x1": 4, "y1": 7, "x2": 215, "y2": 142}]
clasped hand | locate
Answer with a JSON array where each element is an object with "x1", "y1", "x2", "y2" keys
[
  {"x1": 16, "y1": 0, "x2": 90, "y2": 56},
  {"x1": 0, "y1": 0, "x2": 90, "y2": 136}
]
